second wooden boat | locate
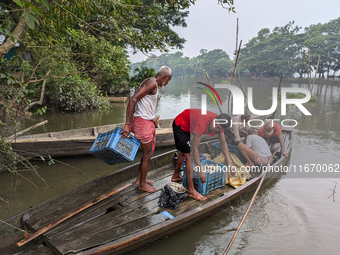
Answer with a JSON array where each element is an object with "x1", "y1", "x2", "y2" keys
[{"x1": 11, "y1": 115, "x2": 270, "y2": 158}]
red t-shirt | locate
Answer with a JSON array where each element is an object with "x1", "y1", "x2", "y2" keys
[
  {"x1": 175, "y1": 109, "x2": 218, "y2": 137},
  {"x1": 258, "y1": 122, "x2": 282, "y2": 139}
]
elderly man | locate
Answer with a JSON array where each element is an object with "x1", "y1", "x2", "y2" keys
[
  {"x1": 171, "y1": 109, "x2": 233, "y2": 201},
  {"x1": 257, "y1": 120, "x2": 288, "y2": 158},
  {"x1": 225, "y1": 110, "x2": 251, "y2": 145},
  {"x1": 238, "y1": 128, "x2": 272, "y2": 167},
  {"x1": 121, "y1": 66, "x2": 172, "y2": 193}
]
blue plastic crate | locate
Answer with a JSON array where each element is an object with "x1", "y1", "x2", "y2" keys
[
  {"x1": 90, "y1": 127, "x2": 140, "y2": 165},
  {"x1": 182, "y1": 159, "x2": 227, "y2": 195},
  {"x1": 174, "y1": 154, "x2": 206, "y2": 170},
  {"x1": 211, "y1": 142, "x2": 247, "y2": 164}
]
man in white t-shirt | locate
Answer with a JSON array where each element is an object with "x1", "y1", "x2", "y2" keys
[{"x1": 238, "y1": 127, "x2": 272, "y2": 166}]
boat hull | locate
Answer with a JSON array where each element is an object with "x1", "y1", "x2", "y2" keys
[{"x1": 1, "y1": 130, "x2": 293, "y2": 255}]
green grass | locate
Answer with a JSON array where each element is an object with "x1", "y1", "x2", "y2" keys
[{"x1": 271, "y1": 92, "x2": 318, "y2": 103}]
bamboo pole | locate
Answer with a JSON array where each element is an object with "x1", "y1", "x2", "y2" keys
[
  {"x1": 223, "y1": 135, "x2": 287, "y2": 254},
  {"x1": 205, "y1": 72, "x2": 223, "y2": 114},
  {"x1": 235, "y1": 18, "x2": 239, "y2": 63},
  {"x1": 237, "y1": 78, "x2": 247, "y2": 108},
  {"x1": 231, "y1": 40, "x2": 242, "y2": 86},
  {"x1": 311, "y1": 54, "x2": 320, "y2": 94},
  {"x1": 271, "y1": 76, "x2": 283, "y2": 119},
  {"x1": 16, "y1": 183, "x2": 132, "y2": 247},
  {"x1": 229, "y1": 40, "x2": 242, "y2": 115}
]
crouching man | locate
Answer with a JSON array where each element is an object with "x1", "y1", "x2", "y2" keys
[
  {"x1": 238, "y1": 128, "x2": 272, "y2": 167},
  {"x1": 171, "y1": 109, "x2": 233, "y2": 201}
]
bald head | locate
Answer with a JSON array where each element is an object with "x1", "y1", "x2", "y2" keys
[
  {"x1": 263, "y1": 120, "x2": 274, "y2": 134},
  {"x1": 264, "y1": 120, "x2": 272, "y2": 129},
  {"x1": 157, "y1": 66, "x2": 172, "y2": 77}
]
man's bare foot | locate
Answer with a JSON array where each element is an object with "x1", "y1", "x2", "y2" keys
[
  {"x1": 135, "y1": 178, "x2": 154, "y2": 185},
  {"x1": 171, "y1": 175, "x2": 183, "y2": 182},
  {"x1": 188, "y1": 190, "x2": 207, "y2": 201},
  {"x1": 139, "y1": 183, "x2": 158, "y2": 193}
]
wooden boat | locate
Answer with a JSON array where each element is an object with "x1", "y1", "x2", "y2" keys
[
  {"x1": 10, "y1": 119, "x2": 176, "y2": 158},
  {"x1": 10, "y1": 115, "x2": 271, "y2": 158},
  {"x1": 102, "y1": 96, "x2": 128, "y2": 103},
  {"x1": 1, "y1": 128, "x2": 293, "y2": 255}
]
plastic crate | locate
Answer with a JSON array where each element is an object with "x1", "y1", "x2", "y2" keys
[
  {"x1": 211, "y1": 142, "x2": 247, "y2": 164},
  {"x1": 174, "y1": 154, "x2": 206, "y2": 170},
  {"x1": 90, "y1": 127, "x2": 140, "y2": 165},
  {"x1": 182, "y1": 159, "x2": 226, "y2": 195}
]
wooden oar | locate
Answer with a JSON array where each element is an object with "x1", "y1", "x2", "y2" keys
[
  {"x1": 223, "y1": 136, "x2": 287, "y2": 254},
  {"x1": 16, "y1": 183, "x2": 132, "y2": 247}
]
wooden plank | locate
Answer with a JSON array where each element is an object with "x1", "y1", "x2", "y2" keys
[
  {"x1": 26, "y1": 182, "x2": 137, "y2": 231},
  {"x1": 126, "y1": 173, "x2": 173, "y2": 203},
  {"x1": 49, "y1": 207, "x2": 157, "y2": 245},
  {"x1": 17, "y1": 184, "x2": 132, "y2": 247},
  {"x1": 53, "y1": 213, "x2": 168, "y2": 254},
  {"x1": 26, "y1": 185, "x2": 113, "y2": 230},
  {"x1": 37, "y1": 167, "x2": 172, "y2": 239},
  {"x1": 163, "y1": 184, "x2": 235, "y2": 217},
  {"x1": 75, "y1": 182, "x2": 260, "y2": 255},
  {"x1": 47, "y1": 190, "x2": 162, "y2": 239},
  {"x1": 45, "y1": 194, "x2": 128, "y2": 237},
  {"x1": 0, "y1": 231, "x2": 44, "y2": 255}
]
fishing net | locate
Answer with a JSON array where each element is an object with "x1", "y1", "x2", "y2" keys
[{"x1": 158, "y1": 183, "x2": 189, "y2": 210}]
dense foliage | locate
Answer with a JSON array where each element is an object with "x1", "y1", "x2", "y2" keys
[
  {"x1": 0, "y1": 0, "x2": 235, "y2": 171},
  {"x1": 131, "y1": 49, "x2": 233, "y2": 78},
  {"x1": 131, "y1": 18, "x2": 340, "y2": 80},
  {"x1": 238, "y1": 19, "x2": 340, "y2": 78},
  {"x1": 0, "y1": 0, "x2": 196, "y2": 115}
]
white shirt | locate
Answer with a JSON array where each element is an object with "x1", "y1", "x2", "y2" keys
[{"x1": 133, "y1": 79, "x2": 158, "y2": 120}]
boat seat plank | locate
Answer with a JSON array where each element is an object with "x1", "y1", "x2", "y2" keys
[{"x1": 51, "y1": 213, "x2": 169, "y2": 254}]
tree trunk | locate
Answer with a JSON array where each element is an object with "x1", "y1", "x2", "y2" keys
[
  {"x1": 24, "y1": 70, "x2": 51, "y2": 112},
  {"x1": 0, "y1": 11, "x2": 28, "y2": 59}
]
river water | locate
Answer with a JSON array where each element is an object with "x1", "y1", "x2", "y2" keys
[{"x1": 1, "y1": 78, "x2": 339, "y2": 254}]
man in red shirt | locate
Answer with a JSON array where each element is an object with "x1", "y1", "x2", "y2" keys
[
  {"x1": 257, "y1": 120, "x2": 288, "y2": 158},
  {"x1": 171, "y1": 109, "x2": 233, "y2": 201}
]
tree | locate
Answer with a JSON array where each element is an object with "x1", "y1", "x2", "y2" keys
[
  {"x1": 130, "y1": 63, "x2": 156, "y2": 88},
  {"x1": 201, "y1": 49, "x2": 232, "y2": 77}
]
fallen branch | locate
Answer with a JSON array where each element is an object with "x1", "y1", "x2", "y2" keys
[
  {"x1": 8, "y1": 120, "x2": 48, "y2": 140},
  {"x1": 24, "y1": 70, "x2": 51, "y2": 112}
]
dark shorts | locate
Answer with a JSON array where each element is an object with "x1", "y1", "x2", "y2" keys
[{"x1": 172, "y1": 120, "x2": 190, "y2": 153}]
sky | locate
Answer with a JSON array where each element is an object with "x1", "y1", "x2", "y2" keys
[{"x1": 128, "y1": 0, "x2": 340, "y2": 63}]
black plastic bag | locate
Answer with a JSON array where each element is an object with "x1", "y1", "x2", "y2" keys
[{"x1": 158, "y1": 184, "x2": 188, "y2": 210}]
